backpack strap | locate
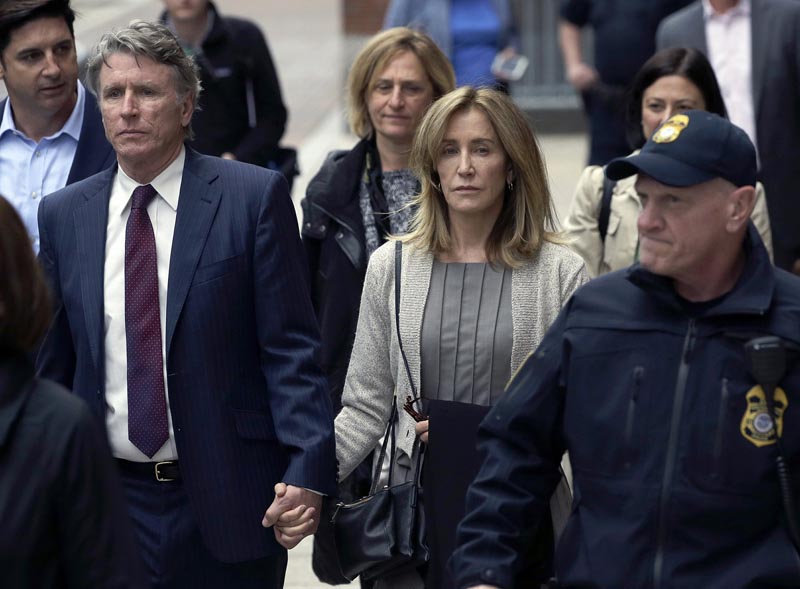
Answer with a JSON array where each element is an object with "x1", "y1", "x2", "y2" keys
[{"x1": 598, "y1": 172, "x2": 616, "y2": 243}]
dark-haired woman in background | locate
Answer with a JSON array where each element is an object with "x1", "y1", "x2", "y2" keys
[
  {"x1": 564, "y1": 47, "x2": 772, "y2": 277},
  {"x1": 0, "y1": 196, "x2": 144, "y2": 588}
]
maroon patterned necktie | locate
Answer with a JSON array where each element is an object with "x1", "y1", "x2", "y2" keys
[{"x1": 125, "y1": 184, "x2": 169, "y2": 458}]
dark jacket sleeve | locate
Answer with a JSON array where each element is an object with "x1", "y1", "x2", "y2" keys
[
  {"x1": 253, "y1": 172, "x2": 337, "y2": 494},
  {"x1": 57, "y1": 400, "x2": 146, "y2": 589},
  {"x1": 36, "y1": 195, "x2": 76, "y2": 388},
  {"x1": 451, "y1": 307, "x2": 570, "y2": 589},
  {"x1": 232, "y1": 20, "x2": 288, "y2": 163}
]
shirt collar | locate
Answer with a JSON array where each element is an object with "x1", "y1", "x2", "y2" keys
[
  {"x1": 111, "y1": 145, "x2": 185, "y2": 219},
  {"x1": 0, "y1": 80, "x2": 85, "y2": 142},
  {"x1": 702, "y1": 0, "x2": 751, "y2": 19}
]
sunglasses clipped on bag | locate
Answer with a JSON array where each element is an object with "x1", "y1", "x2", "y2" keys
[{"x1": 403, "y1": 395, "x2": 428, "y2": 422}]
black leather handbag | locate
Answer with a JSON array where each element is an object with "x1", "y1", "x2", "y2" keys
[{"x1": 330, "y1": 241, "x2": 429, "y2": 582}]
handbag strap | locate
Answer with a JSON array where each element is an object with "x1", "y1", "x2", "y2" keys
[
  {"x1": 394, "y1": 241, "x2": 417, "y2": 398},
  {"x1": 394, "y1": 241, "x2": 426, "y2": 493},
  {"x1": 367, "y1": 242, "x2": 420, "y2": 495},
  {"x1": 369, "y1": 402, "x2": 398, "y2": 495}
]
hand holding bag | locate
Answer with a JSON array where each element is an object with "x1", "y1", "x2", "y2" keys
[{"x1": 330, "y1": 241, "x2": 429, "y2": 581}]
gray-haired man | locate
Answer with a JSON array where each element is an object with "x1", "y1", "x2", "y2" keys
[{"x1": 37, "y1": 21, "x2": 336, "y2": 587}]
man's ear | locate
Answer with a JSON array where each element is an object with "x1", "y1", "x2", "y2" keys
[{"x1": 726, "y1": 185, "x2": 756, "y2": 233}]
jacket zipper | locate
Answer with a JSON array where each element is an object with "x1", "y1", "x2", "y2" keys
[
  {"x1": 311, "y1": 201, "x2": 359, "y2": 238},
  {"x1": 712, "y1": 378, "x2": 730, "y2": 472},
  {"x1": 311, "y1": 201, "x2": 363, "y2": 269},
  {"x1": 624, "y1": 366, "x2": 644, "y2": 469},
  {"x1": 653, "y1": 319, "x2": 696, "y2": 588}
]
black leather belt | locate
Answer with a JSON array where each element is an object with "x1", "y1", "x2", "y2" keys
[{"x1": 116, "y1": 459, "x2": 181, "y2": 482}]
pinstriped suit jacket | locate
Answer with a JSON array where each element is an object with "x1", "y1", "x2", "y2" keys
[
  {"x1": 36, "y1": 147, "x2": 336, "y2": 563},
  {"x1": 657, "y1": 0, "x2": 800, "y2": 266}
]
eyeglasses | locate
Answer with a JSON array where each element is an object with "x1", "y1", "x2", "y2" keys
[{"x1": 403, "y1": 395, "x2": 427, "y2": 422}]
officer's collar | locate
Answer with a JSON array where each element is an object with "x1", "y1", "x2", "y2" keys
[{"x1": 626, "y1": 222, "x2": 774, "y2": 318}]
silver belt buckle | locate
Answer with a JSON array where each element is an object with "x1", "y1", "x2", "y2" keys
[{"x1": 154, "y1": 461, "x2": 175, "y2": 482}]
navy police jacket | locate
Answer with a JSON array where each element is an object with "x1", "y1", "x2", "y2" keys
[{"x1": 452, "y1": 224, "x2": 800, "y2": 589}]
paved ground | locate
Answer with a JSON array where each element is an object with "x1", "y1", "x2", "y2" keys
[
  {"x1": 67, "y1": 0, "x2": 588, "y2": 224},
  {"x1": 12, "y1": 2, "x2": 589, "y2": 586}
]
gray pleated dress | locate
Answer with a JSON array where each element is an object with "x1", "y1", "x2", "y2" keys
[{"x1": 420, "y1": 259, "x2": 513, "y2": 406}]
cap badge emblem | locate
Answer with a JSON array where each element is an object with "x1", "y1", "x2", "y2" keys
[{"x1": 652, "y1": 114, "x2": 689, "y2": 144}]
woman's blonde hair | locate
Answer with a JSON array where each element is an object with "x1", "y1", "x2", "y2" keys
[
  {"x1": 403, "y1": 86, "x2": 561, "y2": 267},
  {"x1": 347, "y1": 27, "x2": 455, "y2": 138}
]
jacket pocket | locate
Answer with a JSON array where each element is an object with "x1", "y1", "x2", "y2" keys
[
  {"x1": 232, "y1": 409, "x2": 277, "y2": 441},
  {"x1": 688, "y1": 369, "x2": 782, "y2": 496},
  {"x1": 709, "y1": 377, "x2": 731, "y2": 481},
  {"x1": 191, "y1": 253, "x2": 246, "y2": 286},
  {"x1": 623, "y1": 366, "x2": 645, "y2": 470},
  {"x1": 566, "y1": 348, "x2": 650, "y2": 478}
]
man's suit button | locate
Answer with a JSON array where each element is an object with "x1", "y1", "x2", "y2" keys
[{"x1": 336, "y1": 232, "x2": 344, "y2": 239}]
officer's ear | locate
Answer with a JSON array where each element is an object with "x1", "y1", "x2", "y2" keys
[{"x1": 725, "y1": 184, "x2": 756, "y2": 233}]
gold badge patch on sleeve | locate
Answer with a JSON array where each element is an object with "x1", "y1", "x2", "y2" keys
[
  {"x1": 740, "y1": 385, "x2": 788, "y2": 447},
  {"x1": 652, "y1": 114, "x2": 690, "y2": 144}
]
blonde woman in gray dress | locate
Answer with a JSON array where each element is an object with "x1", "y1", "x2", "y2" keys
[{"x1": 333, "y1": 86, "x2": 588, "y2": 588}]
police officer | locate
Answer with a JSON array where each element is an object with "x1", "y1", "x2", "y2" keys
[{"x1": 451, "y1": 111, "x2": 800, "y2": 589}]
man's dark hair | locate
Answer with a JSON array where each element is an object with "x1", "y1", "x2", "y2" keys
[{"x1": 0, "y1": 0, "x2": 75, "y2": 56}]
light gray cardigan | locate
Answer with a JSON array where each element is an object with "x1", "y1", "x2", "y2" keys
[{"x1": 335, "y1": 239, "x2": 589, "y2": 479}]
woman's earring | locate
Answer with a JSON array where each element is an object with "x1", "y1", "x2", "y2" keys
[
  {"x1": 432, "y1": 181, "x2": 441, "y2": 192},
  {"x1": 507, "y1": 179, "x2": 514, "y2": 192}
]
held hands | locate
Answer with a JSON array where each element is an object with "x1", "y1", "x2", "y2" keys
[
  {"x1": 415, "y1": 419, "x2": 429, "y2": 443},
  {"x1": 262, "y1": 483, "x2": 322, "y2": 549}
]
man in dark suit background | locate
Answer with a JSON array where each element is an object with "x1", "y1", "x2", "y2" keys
[
  {"x1": 0, "y1": 0, "x2": 114, "y2": 253},
  {"x1": 657, "y1": 0, "x2": 800, "y2": 272},
  {"x1": 36, "y1": 19, "x2": 336, "y2": 588}
]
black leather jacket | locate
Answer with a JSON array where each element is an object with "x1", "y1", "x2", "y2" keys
[{"x1": 301, "y1": 140, "x2": 370, "y2": 413}]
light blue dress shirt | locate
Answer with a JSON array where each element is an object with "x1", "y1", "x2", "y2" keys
[{"x1": 0, "y1": 81, "x2": 85, "y2": 253}]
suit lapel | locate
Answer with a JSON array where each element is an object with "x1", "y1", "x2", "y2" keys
[
  {"x1": 74, "y1": 169, "x2": 115, "y2": 380},
  {"x1": 165, "y1": 150, "x2": 221, "y2": 355},
  {"x1": 750, "y1": 0, "x2": 766, "y2": 119},
  {"x1": 691, "y1": 2, "x2": 708, "y2": 55},
  {"x1": 67, "y1": 92, "x2": 115, "y2": 184}
]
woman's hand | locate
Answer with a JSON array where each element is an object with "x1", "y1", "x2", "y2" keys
[{"x1": 415, "y1": 419, "x2": 429, "y2": 443}]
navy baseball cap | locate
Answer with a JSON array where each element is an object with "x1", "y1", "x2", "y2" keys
[{"x1": 606, "y1": 110, "x2": 757, "y2": 188}]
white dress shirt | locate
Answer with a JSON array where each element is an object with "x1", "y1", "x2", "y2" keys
[
  {"x1": 0, "y1": 81, "x2": 84, "y2": 253},
  {"x1": 104, "y1": 147, "x2": 185, "y2": 462},
  {"x1": 702, "y1": 0, "x2": 758, "y2": 153}
]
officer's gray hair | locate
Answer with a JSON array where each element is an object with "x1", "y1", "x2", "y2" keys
[{"x1": 85, "y1": 20, "x2": 202, "y2": 139}]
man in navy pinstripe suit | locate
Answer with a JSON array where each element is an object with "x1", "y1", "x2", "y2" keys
[{"x1": 36, "y1": 20, "x2": 336, "y2": 588}]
